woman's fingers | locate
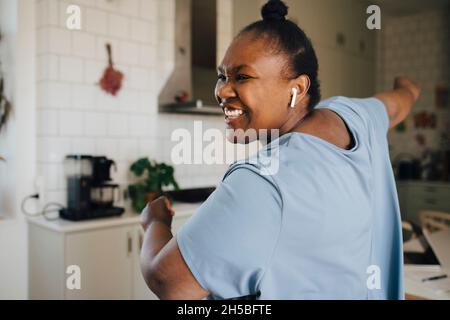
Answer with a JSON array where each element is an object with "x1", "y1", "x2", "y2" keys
[
  {"x1": 394, "y1": 76, "x2": 420, "y2": 101},
  {"x1": 164, "y1": 197, "x2": 175, "y2": 216}
]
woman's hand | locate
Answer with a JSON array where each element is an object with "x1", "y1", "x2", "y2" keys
[
  {"x1": 375, "y1": 76, "x2": 421, "y2": 129},
  {"x1": 141, "y1": 196, "x2": 175, "y2": 231},
  {"x1": 393, "y1": 76, "x2": 420, "y2": 102}
]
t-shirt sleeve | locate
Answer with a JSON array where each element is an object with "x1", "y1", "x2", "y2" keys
[
  {"x1": 176, "y1": 165, "x2": 282, "y2": 299},
  {"x1": 316, "y1": 96, "x2": 390, "y2": 143},
  {"x1": 357, "y1": 97, "x2": 390, "y2": 135}
]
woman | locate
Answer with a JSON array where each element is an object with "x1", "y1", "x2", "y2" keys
[{"x1": 140, "y1": 0, "x2": 420, "y2": 300}]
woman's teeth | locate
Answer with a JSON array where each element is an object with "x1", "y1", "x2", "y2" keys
[{"x1": 224, "y1": 108, "x2": 244, "y2": 118}]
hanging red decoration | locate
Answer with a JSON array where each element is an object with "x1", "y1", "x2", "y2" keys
[{"x1": 99, "y1": 43, "x2": 124, "y2": 96}]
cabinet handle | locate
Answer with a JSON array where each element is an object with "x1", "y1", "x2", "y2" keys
[
  {"x1": 139, "y1": 233, "x2": 143, "y2": 250},
  {"x1": 425, "y1": 198, "x2": 437, "y2": 205},
  {"x1": 127, "y1": 234, "x2": 132, "y2": 255},
  {"x1": 424, "y1": 187, "x2": 436, "y2": 193}
]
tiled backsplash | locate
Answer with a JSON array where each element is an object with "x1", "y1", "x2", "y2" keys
[
  {"x1": 376, "y1": 10, "x2": 450, "y2": 160},
  {"x1": 35, "y1": 0, "x2": 230, "y2": 209}
]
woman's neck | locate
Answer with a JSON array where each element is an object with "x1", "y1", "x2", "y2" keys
[{"x1": 278, "y1": 109, "x2": 311, "y2": 137}]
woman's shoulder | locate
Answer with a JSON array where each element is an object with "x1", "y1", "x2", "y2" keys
[
  {"x1": 222, "y1": 132, "x2": 324, "y2": 181},
  {"x1": 223, "y1": 158, "x2": 268, "y2": 180},
  {"x1": 220, "y1": 159, "x2": 283, "y2": 207},
  {"x1": 224, "y1": 138, "x2": 287, "y2": 177}
]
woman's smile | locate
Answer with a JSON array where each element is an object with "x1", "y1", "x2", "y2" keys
[{"x1": 221, "y1": 104, "x2": 249, "y2": 128}]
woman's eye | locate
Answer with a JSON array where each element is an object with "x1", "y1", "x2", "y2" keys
[
  {"x1": 236, "y1": 74, "x2": 251, "y2": 82},
  {"x1": 217, "y1": 74, "x2": 251, "y2": 82}
]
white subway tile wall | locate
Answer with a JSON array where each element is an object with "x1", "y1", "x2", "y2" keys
[
  {"x1": 36, "y1": 0, "x2": 230, "y2": 210},
  {"x1": 376, "y1": 10, "x2": 450, "y2": 160}
]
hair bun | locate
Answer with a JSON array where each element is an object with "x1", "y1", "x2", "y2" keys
[{"x1": 261, "y1": 0, "x2": 288, "y2": 21}]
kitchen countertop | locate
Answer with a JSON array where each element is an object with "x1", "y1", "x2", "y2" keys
[
  {"x1": 27, "y1": 202, "x2": 201, "y2": 233},
  {"x1": 404, "y1": 264, "x2": 450, "y2": 300},
  {"x1": 396, "y1": 180, "x2": 450, "y2": 186}
]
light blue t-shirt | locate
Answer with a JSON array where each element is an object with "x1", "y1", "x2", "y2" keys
[{"x1": 177, "y1": 96, "x2": 404, "y2": 300}]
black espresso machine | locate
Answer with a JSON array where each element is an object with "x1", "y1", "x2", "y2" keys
[{"x1": 59, "y1": 155, "x2": 124, "y2": 221}]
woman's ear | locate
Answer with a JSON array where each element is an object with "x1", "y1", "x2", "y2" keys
[{"x1": 291, "y1": 75, "x2": 311, "y2": 108}]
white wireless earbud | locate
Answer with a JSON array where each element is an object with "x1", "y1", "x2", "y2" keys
[{"x1": 290, "y1": 88, "x2": 298, "y2": 108}]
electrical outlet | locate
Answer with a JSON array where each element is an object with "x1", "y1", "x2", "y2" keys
[{"x1": 34, "y1": 175, "x2": 46, "y2": 208}]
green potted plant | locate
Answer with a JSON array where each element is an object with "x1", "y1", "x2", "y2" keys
[{"x1": 126, "y1": 158, "x2": 180, "y2": 213}]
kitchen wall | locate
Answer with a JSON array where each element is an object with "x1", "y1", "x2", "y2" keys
[
  {"x1": 35, "y1": 0, "x2": 230, "y2": 211},
  {"x1": 0, "y1": 0, "x2": 36, "y2": 299},
  {"x1": 0, "y1": 0, "x2": 17, "y2": 219},
  {"x1": 376, "y1": 9, "x2": 450, "y2": 161}
]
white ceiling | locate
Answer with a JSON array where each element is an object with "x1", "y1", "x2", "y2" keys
[{"x1": 361, "y1": 0, "x2": 449, "y2": 16}]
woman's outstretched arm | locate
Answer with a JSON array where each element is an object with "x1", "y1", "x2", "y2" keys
[{"x1": 374, "y1": 76, "x2": 421, "y2": 129}]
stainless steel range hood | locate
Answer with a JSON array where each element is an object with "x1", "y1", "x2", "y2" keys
[{"x1": 158, "y1": 0, "x2": 222, "y2": 117}]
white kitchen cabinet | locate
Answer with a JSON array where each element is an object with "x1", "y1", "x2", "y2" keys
[
  {"x1": 64, "y1": 225, "x2": 134, "y2": 299},
  {"x1": 28, "y1": 203, "x2": 199, "y2": 300},
  {"x1": 396, "y1": 181, "x2": 450, "y2": 225}
]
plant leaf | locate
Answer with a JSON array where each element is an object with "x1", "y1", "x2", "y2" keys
[
  {"x1": 130, "y1": 157, "x2": 151, "y2": 177},
  {"x1": 126, "y1": 158, "x2": 180, "y2": 209}
]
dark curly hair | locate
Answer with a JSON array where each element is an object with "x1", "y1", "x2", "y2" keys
[{"x1": 238, "y1": 0, "x2": 321, "y2": 111}]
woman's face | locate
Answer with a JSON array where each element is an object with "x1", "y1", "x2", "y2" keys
[{"x1": 215, "y1": 33, "x2": 305, "y2": 143}]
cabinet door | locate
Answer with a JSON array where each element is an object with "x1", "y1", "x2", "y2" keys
[
  {"x1": 396, "y1": 184, "x2": 408, "y2": 221},
  {"x1": 132, "y1": 214, "x2": 192, "y2": 300},
  {"x1": 132, "y1": 226, "x2": 159, "y2": 300},
  {"x1": 65, "y1": 226, "x2": 134, "y2": 299}
]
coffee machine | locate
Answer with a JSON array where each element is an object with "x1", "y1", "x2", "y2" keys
[{"x1": 59, "y1": 155, "x2": 125, "y2": 221}]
